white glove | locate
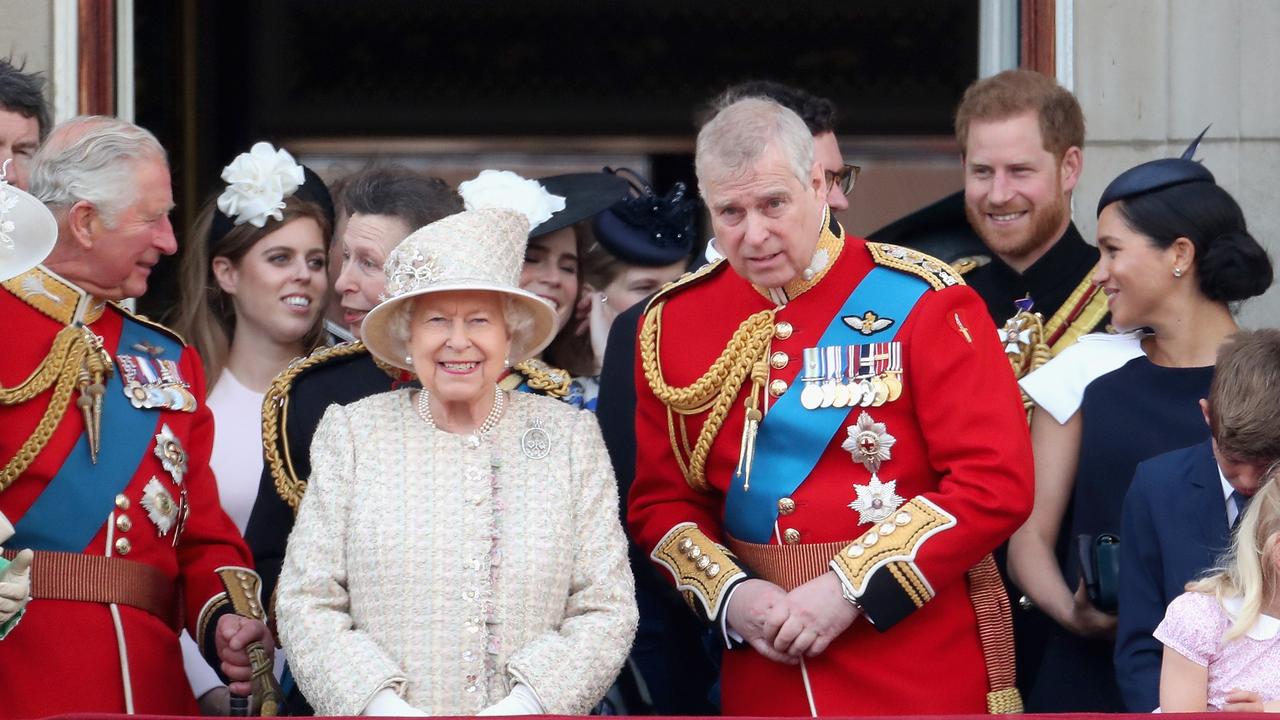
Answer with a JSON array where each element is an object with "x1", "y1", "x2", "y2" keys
[
  {"x1": 478, "y1": 684, "x2": 544, "y2": 716},
  {"x1": 0, "y1": 549, "x2": 34, "y2": 627},
  {"x1": 363, "y1": 687, "x2": 426, "y2": 717}
]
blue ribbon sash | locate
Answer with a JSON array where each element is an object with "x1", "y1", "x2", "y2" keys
[
  {"x1": 725, "y1": 267, "x2": 928, "y2": 542},
  {"x1": 11, "y1": 320, "x2": 182, "y2": 551}
]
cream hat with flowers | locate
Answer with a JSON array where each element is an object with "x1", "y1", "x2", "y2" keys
[
  {"x1": 361, "y1": 206, "x2": 559, "y2": 371},
  {"x1": 0, "y1": 161, "x2": 58, "y2": 282}
]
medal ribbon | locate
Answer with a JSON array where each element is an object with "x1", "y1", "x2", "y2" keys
[
  {"x1": 11, "y1": 320, "x2": 183, "y2": 552},
  {"x1": 724, "y1": 267, "x2": 928, "y2": 543}
]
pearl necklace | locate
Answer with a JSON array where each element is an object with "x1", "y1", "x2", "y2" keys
[{"x1": 416, "y1": 385, "x2": 506, "y2": 447}]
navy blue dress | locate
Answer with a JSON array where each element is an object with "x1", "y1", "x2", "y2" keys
[{"x1": 1028, "y1": 355, "x2": 1214, "y2": 712}]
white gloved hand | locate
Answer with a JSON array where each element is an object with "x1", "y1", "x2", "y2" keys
[
  {"x1": 477, "y1": 684, "x2": 544, "y2": 716},
  {"x1": 0, "y1": 549, "x2": 34, "y2": 627},
  {"x1": 363, "y1": 687, "x2": 426, "y2": 717}
]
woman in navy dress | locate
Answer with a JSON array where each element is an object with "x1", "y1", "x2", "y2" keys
[{"x1": 1008, "y1": 140, "x2": 1274, "y2": 711}]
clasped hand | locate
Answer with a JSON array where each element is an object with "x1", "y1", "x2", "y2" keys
[
  {"x1": 215, "y1": 613, "x2": 275, "y2": 697},
  {"x1": 725, "y1": 573, "x2": 859, "y2": 664}
]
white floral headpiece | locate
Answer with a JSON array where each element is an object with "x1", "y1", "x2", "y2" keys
[
  {"x1": 458, "y1": 169, "x2": 566, "y2": 230},
  {"x1": 216, "y1": 142, "x2": 306, "y2": 228}
]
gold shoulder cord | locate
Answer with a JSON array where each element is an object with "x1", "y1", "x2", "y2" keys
[
  {"x1": 639, "y1": 301, "x2": 776, "y2": 493},
  {"x1": 1, "y1": 324, "x2": 111, "y2": 491},
  {"x1": 261, "y1": 341, "x2": 369, "y2": 512}
]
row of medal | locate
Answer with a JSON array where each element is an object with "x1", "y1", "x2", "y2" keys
[
  {"x1": 799, "y1": 342, "x2": 903, "y2": 410},
  {"x1": 117, "y1": 354, "x2": 197, "y2": 413}
]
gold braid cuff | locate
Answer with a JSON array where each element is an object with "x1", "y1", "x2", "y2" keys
[
  {"x1": 651, "y1": 523, "x2": 747, "y2": 623},
  {"x1": 215, "y1": 567, "x2": 282, "y2": 715},
  {"x1": 262, "y1": 341, "x2": 370, "y2": 512},
  {"x1": 1, "y1": 324, "x2": 111, "y2": 491},
  {"x1": 829, "y1": 497, "x2": 956, "y2": 629},
  {"x1": 639, "y1": 302, "x2": 775, "y2": 492}
]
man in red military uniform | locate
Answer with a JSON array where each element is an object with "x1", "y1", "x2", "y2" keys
[
  {"x1": 0, "y1": 116, "x2": 273, "y2": 717},
  {"x1": 628, "y1": 97, "x2": 1034, "y2": 715}
]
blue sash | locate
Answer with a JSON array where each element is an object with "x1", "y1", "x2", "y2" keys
[
  {"x1": 725, "y1": 268, "x2": 928, "y2": 542},
  {"x1": 11, "y1": 320, "x2": 182, "y2": 551}
]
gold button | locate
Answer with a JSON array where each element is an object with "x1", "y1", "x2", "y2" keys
[
  {"x1": 115, "y1": 515, "x2": 132, "y2": 532},
  {"x1": 774, "y1": 321, "x2": 794, "y2": 340},
  {"x1": 115, "y1": 494, "x2": 130, "y2": 510},
  {"x1": 769, "y1": 351, "x2": 789, "y2": 369},
  {"x1": 695, "y1": 555, "x2": 711, "y2": 570},
  {"x1": 706, "y1": 562, "x2": 721, "y2": 578},
  {"x1": 777, "y1": 497, "x2": 796, "y2": 515},
  {"x1": 769, "y1": 379, "x2": 788, "y2": 397},
  {"x1": 114, "y1": 538, "x2": 131, "y2": 555},
  {"x1": 783, "y1": 528, "x2": 801, "y2": 544}
]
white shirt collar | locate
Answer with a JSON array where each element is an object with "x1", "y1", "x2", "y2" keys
[
  {"x1": 1222, "y1": 595, "x2": 1280, "y2": 641},
  {"x1": 1219, "y1": 467, "x2": 1239, "y2": 527}
]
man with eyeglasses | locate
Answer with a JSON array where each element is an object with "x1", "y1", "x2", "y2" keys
[{"x1": 592, "y1": 81, "x2": 859, "y2": 714}]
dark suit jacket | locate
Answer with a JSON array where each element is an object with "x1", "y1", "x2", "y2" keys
[{"x1": 1114, "y1": 439, "x2": 1230, "y2": 712}]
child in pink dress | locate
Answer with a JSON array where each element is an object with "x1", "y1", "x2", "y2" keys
[{"x1": 1156, "y1": 472, "x2": 1280, "y2": 711}]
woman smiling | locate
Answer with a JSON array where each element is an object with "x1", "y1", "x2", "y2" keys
[
  {"x1": 169, "y1": 142, "x2": 334, "y2": 711},
  {"x1": 276, "y1": 201, "x2": 637, "y2": 716}
]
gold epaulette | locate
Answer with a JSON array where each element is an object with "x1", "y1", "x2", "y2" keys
[
  {"x1": 111, "y1": 302, "x2": 189, "y2": 347},
  {"x1": 262, "y1": 341, "x2": 370, "y2": 512},
  {"x1": 643, "y1": 258, "x2": 727, "y2": 313},
  {"x1": 950, "y1": 254, "x2": 992, "y2": 276},
  {"x1": 866, "y1": 243, "x2": 966, "y2": 291},
  {"x1": 507, "y1": 358, "x2": 571, "y2": 398}
]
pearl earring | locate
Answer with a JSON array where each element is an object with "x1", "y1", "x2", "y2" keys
[
  {"x1": 405, "y1": 355, "x2": 413, "y2": 364},
  {"x1": 1173, "y1": 267, "x2": 1183, "y2": 278}
]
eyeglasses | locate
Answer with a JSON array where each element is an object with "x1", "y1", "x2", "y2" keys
[{"x1": 825, "y1": 164, "x2": 861, "y2": 196}]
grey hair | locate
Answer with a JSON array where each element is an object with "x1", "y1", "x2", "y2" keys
[
  {"x1": 389, "y1": 293, "x2": 537, "y2": 363},
  {"x1": 695, "y1": 97, "x2": 815, "y2": 195},
  {"x1": 29, "y1": 115, "x2": 167, "y2": 227}
]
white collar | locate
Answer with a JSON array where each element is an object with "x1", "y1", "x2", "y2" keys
[
  {"x1": 1222, "y1": 595, "x2": 1280, "y2": 640},
  {"x1": 1219, "y1": 468, "x2": 1239, "y2": 526}
]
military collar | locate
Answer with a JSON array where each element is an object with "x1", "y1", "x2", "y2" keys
[
  {"x1": 1020, "y1": 222, "x2": 1095, "y2": 295},
  {"x1": 1, "y1": 264, "x2": 107, "y2": 325},
  {"x1": 753, "y1": 206, "x2": 845, "y2": 306}
]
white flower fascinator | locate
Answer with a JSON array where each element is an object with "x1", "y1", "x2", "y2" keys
[
  {"x1": 216, "y1": 142, "x2": 306, "y2": 228},
  {"x1": 458, "y1": 169, "x2": 566, "y2": 230}
]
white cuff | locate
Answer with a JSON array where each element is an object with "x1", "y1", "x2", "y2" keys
[
  {"x1": 478, "y1": 683, "x2": 544, "y2": 715},
  {"x1": 363, "y1": 687, "x2": 426, "y2": 716}
]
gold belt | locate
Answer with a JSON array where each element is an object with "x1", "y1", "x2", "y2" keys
[{"x1": 2, "y1": 549, "x2": 181, "y2": 631}]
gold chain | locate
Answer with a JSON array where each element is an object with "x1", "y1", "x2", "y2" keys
[
  {"x1": 640, "y1": 301, "x2": 776, "y2": 492},
  {"x1": 1, "y1": 325, "x2": 95, "y2": 491}
]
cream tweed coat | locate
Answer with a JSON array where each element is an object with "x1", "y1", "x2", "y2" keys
[{"x1": 276, "y1": 389, "x2": 637, "y2": 716}]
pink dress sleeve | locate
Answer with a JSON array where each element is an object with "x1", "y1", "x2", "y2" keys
[{"x1": 1153, "y1": 591, "x2": 1226, "y2": 667}]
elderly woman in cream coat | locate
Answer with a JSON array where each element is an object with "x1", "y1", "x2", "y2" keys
[{"x1": 275, "y1": 189, "x2": 637, "y2": 717}]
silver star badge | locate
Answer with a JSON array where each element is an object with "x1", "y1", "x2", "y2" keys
[
  {"x1": 848, "y1": 475, "x2": 905, "y2": 525},
  {"x1": 841, "y1": 411, "x2": 896, "y2": 473},
  {"x1": 140, "y1": 477, "x2": 178, "y2": 536}
]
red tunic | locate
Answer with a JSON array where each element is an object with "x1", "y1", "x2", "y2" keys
[
  {"x1": 0, "y1": 269, "x2": 252, "y2": 718},
  {"x1": 628, "y1": 233, "x2": 1033, "y2": 715}
]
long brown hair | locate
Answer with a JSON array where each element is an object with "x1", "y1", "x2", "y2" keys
[{"x1": 169, "y1": 194, "x2": 331, "y2": 389}]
